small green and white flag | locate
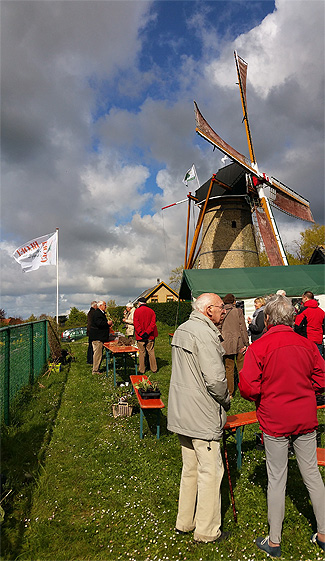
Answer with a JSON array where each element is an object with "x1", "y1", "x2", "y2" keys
[{"x1": 182, "y1": 164, "x2": 197, "y2": 186}]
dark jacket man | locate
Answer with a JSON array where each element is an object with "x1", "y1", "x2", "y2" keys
[{"x1": 89, "y1": 301, "x2": 112, "y2": 374}]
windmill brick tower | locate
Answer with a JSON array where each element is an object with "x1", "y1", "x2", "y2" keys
[{"x1": 196, "y1": 164, "x2": 259, "y2": 268}]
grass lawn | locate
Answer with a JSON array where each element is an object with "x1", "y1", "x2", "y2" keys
[{"x1": 1, "y1": 321, "x2": 324, "y2": 561}]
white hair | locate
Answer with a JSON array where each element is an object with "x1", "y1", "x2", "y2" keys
[
  {"x1": 276, "y1": 289, "x2": 286, "y2": 297},
  {"x1": 192, "y1": 293, "x2": 217, "y2": 313}
]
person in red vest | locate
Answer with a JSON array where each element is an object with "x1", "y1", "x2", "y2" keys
[
  {"x1": 294, "y1": 291, "x2": 325, "y2": 356},
  {"x1": 133, "y1": 298, "x2": 158, "y2": 374}
]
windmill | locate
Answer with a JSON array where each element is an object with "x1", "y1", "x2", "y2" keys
[{"x1": 185, "y1": 51, "x2": 314, "y2": 270}]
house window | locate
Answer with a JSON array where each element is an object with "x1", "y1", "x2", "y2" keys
[
  {"x1": 150, "y1": 297, "x2": 158, "y2": 303},
  {"x1": 166, "y1": 296, "x2": 174, "y2": 302}
]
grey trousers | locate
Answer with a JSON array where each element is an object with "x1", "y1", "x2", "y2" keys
[
  {"x1": 263, "y1": 430, "x2": 325, "y2": 544},
  {"x1": 176, "y1": 435, "x2": 224, "y2": 542}
]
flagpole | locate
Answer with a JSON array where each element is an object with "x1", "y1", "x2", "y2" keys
[{"x1": 56, "y1": 228, "x2": 59, "y2": 325}]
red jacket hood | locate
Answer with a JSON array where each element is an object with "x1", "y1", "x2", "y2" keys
[{"x1": 304, "y1": 299, "x2": 319, "y2": 309}]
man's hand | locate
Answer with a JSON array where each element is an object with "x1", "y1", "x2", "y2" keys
[{"x1": 142, "y1": 332, "x2": 149, "y2": 341}]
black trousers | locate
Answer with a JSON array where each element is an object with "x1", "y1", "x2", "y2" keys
[{"x1": 87, "y1": 339, "x2": 93, "y2": 364}]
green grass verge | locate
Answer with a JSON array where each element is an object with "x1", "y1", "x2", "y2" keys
[{"x1": 1, "y1": 322, "x2": 324, "y2": 561}]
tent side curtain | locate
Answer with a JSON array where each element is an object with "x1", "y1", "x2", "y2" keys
[{"x1": 179, "y1": 264, "x2": 325, "y2": 300}]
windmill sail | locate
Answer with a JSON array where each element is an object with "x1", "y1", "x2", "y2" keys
[
  {"x1": 194, "y1": 101, "x2": 257, "y2": 174},
  {"x1": 194, "y1": 101, "x2": 314, "y2": 223},
  {"x1": 234, "y1": 51, "x2": 256, "y2": 165},
  {"x1": 254, "y1": 207, "x2": 285, "y2": 266},
  {"x1": 270, "y1": 178, "x2": 314, "y2": 222}
]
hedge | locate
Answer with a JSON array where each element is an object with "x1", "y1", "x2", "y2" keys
[{"x1": 107, "y1": 301, "x2": 192, "y2": 330}]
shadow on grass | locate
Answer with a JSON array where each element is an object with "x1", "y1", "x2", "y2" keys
[
  {"x1": 1, "y1": 364, "x2": 70, "y2": 560},
  {"x1": 138, "y1": 409, "x2": 168, "y2": 439}
]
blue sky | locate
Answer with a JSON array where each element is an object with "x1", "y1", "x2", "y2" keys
[{"x1": 1, "y1": 0, "x2": 324, "y2": 318}]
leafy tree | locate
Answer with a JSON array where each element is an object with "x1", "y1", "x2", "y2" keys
[
  {"x1": 65, "y1": 307, "x2": 87, "y2": 328},
  {"x1": 169, "y1": 265, "x2": 184, "y2": 289},
  {"x1": 26, "y1": 314, "x2": 38, "y2": 322},
  {"x1": 286, "y1": 223, "x2": 325, "y2": 265},
  {"x1": 106, "y1": 299, "x2": 116, "y2": 308}
]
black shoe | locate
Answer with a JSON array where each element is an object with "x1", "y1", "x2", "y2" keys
[
  {"x1": 194, "y1": 531, "x2": 230, "y2": 543},
  {"x1": 217, "y1": 531, "x2": 230, "y2": 542}
]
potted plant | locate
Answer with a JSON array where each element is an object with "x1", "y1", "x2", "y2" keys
[
  {"x1": 135, "y1": 376, "x2": 161, "y2": 400},
  {"x1": 112, "y1": 387, "x2": 138, "y2": 417}
]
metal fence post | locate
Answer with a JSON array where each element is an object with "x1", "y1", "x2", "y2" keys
[
  {"x1": 4, "y1": 328, "x2": 10, "y2": 425},
  {"x1": 29, "y1": 322, "x2": 34, "y2": 384},
  {"x1": 45, "y1": 320, "x2": 49, "y2": 364}
]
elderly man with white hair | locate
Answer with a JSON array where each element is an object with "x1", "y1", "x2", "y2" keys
[
  {"x1": 239, "y1": 294, "x2": 325, "y2": 557},
  {"x1": 168, "y1": 292, "x2": 230, "y2": 544}
]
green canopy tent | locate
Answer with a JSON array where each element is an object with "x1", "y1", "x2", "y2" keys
[{"x1": 179, "y1": 264, "x2": 325, "y2": 301}]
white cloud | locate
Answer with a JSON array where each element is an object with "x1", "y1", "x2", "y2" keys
[
  {"x1": 1, "y1": 0, "x2": 323, "y2": 319},
  {"x1": 81, "y1": 155, "x2": 151, "y2": 217}
]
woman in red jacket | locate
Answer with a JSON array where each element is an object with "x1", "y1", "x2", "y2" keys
[{"x1": 239, "y1": 294, "x2": 325, "y2": 558}]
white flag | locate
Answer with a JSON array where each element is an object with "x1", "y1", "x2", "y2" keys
[
  {"x1": 182, "y1": 164, "x2": 197, "y2": 186},
  {"x1": 13, "y1": 231, "x2": 57, "y2": 273}
]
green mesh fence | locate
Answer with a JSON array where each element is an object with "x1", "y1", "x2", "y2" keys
[{"x1": 0, "y1": 320, "x2": 50, "y2": 424}]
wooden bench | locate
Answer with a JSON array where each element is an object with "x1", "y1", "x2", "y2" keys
[
  {"x1": 130, "y1": 375, "x2": 165, "y2": 439},
  {"x1": 224, "y1": 405, "x2": 325, "y2": 470},
  {"x1": 317, "y1": 448, "x2": 325, "y2": 466},
  {"x1": 224, "y1": 411, "x2": 258, "y2": 470}
]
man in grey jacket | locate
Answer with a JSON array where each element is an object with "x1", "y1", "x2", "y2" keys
[{"x1": 167, "y1": 293, "x2": 230, "y2": 543}]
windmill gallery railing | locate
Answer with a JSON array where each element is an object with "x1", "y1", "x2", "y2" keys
[{"x1": 0, "y1": 320, "x2": 50, "y2": 425}]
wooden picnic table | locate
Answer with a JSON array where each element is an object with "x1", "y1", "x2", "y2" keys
[
  {"x1": 130, "y1": 374, "x2": 165, "y2": 439},
  {"x1": 104, "y1": 342, "x2": 138, "y2": 387}
]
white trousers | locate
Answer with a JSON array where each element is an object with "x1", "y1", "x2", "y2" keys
[
  {"x1": 264, "y1": 430, "x2": 325, "y2": 544},
  {"x1": 176, "y1": 435, "x2": 224, "y2": 542}
]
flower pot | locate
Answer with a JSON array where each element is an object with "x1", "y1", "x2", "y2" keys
[{"x1": 138, "y1": 389, "x2": 161, "y2": 400}]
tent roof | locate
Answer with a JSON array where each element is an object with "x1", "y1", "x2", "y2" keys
[{"x1": 179, "y1": 264, "x2": 325, "y2": 300}]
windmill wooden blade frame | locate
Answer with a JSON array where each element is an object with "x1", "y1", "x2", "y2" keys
[{"x1": 194, "y1": 101, "x2": 258, "y2": 175}]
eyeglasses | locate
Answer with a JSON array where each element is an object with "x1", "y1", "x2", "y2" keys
[{"x1": 209, "y1": 304, "x2": 225, "y2": 310}]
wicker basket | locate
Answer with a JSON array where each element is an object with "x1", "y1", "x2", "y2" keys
[{"x1": 112, "y1": 403, "x2": 133, "y2": 418}]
